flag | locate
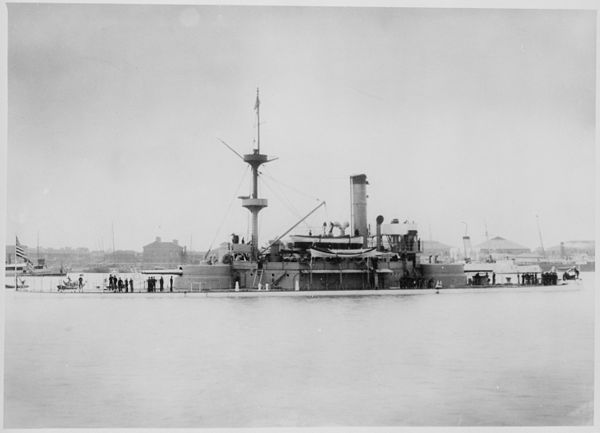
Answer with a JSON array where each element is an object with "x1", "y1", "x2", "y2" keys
[
  {"x1": 15, "y1": 236, "x2": 30, "y2": 262},
  {"x1": 254, "y1": 90, "x2": 260, "y2": 112}
]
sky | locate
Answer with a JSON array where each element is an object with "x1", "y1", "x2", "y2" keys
[{"x1": 4, "y1": 4, "x2": 596, "y2": 253}]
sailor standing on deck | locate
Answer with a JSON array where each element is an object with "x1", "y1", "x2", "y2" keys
[
  {"x1": 159, "y1": 276, "x2": 164, "y2": 292},
  {"x1": 170, "y1": 276, "x2": 173, "y2": 292}
]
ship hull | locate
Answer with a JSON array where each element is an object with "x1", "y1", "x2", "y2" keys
[{"x1": 174, "y1": 261, "x2": 468, "y2": 291}]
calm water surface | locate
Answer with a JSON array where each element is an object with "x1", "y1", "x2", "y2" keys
[{"x1": 4, "y1": 273, "x2": 595, "y2": 427}]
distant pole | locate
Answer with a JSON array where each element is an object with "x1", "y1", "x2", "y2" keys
[
  {"x1": 14, "y1": 236, "x2": 17, "y2": 290},
  {"x1": 484, "y1": 219, "x2": 490, "y2": 256},
  {"x1": 349, "y1": 178, "x2": 353, "y2": 235},
  {"x1": 536, "y1": 214, "x2": 545, "y2": 258},
  {"x1": 461, "y1": 221, "x2": 469, "y2": 261}
]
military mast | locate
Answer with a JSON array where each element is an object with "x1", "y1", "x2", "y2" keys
[{"x1": 241, "y1": 89, "x2": 269, "y2": 260}]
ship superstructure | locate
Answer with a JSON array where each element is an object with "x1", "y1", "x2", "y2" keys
[{"x1": 175, "y1": 92, "x2": 467, "y2": 292}]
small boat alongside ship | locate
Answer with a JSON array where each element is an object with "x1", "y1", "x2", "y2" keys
[{"x1": 5, "y1": 278, "x2": 29, "y2": 289}]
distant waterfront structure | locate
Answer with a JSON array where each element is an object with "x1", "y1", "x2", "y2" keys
[
  {"x1": 6, "y1": 243, "x2": 82, "y2": 268},
  {"x1": 142, "y1": 237, "x2": 184, "y2": 268},
  {"x1": 543, "y1": 240, "x2": 595, "y2": 259}
]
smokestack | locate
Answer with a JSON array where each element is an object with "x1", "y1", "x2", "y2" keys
[
  {"x1": 462, "y1": 236, "x2": 472, "y2": 262},
  {"x1": 350, "y1": 174, "x2": 368, "y2": 247},
  {"x1": 376, "y1": 215, "x2": 384, "y2": 251}
]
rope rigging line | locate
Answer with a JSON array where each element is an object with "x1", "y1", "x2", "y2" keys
[
  {"x1": 259, "y1": 175, "x2": 307, "y2": 224},
  {"x1": 259, "y1": 168, "x2": 326, "y2": 231},
  {"x1": 259, "y1": 174, "x2": 327, "y2": 235},
  {"x1": 205, "y1": 166, "x2": 250, "y2": 256},
  {"x1": 259, "y1": 168, "x2": 321, "y2": 202}
]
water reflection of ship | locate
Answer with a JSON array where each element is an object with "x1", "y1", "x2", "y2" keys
[{"x1": 174, "y1": 91, "x2": 466, "y2": 292}]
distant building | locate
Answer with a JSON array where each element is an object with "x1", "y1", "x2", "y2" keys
[
  {"x1": 108, "y1": 250, "x2": 141, "y2": 266},
  {"x1": 143, "y1": 237, "x2": 184, "y2": 268},
  {"x1": 475, "y1": 236, "x2": 530, "y2": 260}
]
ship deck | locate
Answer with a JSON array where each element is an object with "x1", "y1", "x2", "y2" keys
[{"x1": 12, "y1": 282, "x2": 578, "y2": 297}]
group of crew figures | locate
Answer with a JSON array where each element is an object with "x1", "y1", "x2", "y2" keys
[
  {"x1": 398, "y1": 276, "x2": 442, "y2": 289},
  {"x1": 468, "y1": 271, "x2": 559, "y2": 286},
  {"x1": 398, "y1": 271, "x2": 562, "y2": 288},
  {"x1": 147, "y1": 275, "x2": 174, "y2": 292},
  {"x1": 106, "y1": 275, "x2": 176, "y2": 292},
  {"x1": 108, "y1": 275, "x2": 134, "y2": 292}
]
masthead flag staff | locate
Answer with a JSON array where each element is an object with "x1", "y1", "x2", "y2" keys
[{"x1": 254, "y1": 88, "x2": 260, "y2": 153}]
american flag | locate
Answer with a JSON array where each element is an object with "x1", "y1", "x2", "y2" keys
[
  {"x1": 15, "y1": 236, "x2": 30, "y2": 262},
  {"x1": 254, "y1": 90, "x2": 260, "y2": 112}
]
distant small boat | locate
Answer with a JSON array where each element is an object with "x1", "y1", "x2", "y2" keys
[
  {"x1": 5, "y1": 276, "x2": 28, "y2": 289},
  {"x1": 30, "y1": 263, "x2": 67, "y2": 276},
  {"x1": 5, "y1": 283, "x2": 29, "y2": 289},
  {"x1": 57, "y1": 276, "x2": 85, "y2": 292},
  {"x1": 5, "y1": 262, "x2": 29, "y2": 277},
  {"x1": 6, "y1": 261, "x2": 67, "y2": 277},
  {"x1": 562, "y1": 267, "x2": 580, "y2": 281}
]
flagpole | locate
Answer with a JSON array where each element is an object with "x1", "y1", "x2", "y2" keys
[{"x1": 15, "y1": 236, "x2": 18, "y2": 290}]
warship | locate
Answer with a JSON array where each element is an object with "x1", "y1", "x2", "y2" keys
[{"x1": 173, "y1": 91, "x2": 466, "y2": 292}]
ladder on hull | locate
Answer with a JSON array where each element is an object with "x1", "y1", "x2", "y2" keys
[{"x1": 252, "y1": 268, "x2": 264, "y2": 289}]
